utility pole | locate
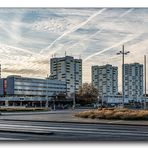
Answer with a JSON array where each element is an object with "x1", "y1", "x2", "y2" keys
[
  {"x1": 144, "y1": 55, "x2": 147, "y2": 109},
  {"x1": 117, "y1": 45, "x2": 130, "y2": 108}
]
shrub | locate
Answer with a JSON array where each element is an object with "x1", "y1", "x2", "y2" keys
[{"x1": 75, "y1": 108, "x2": 148, "y2": 120}]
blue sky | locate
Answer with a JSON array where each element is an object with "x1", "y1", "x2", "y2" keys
[{"x1": 0, "y1": 8, "x2": 148, "y2": 91}]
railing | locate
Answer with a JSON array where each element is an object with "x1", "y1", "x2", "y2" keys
[{"x1": 0, "y1": 96, "x2": 52, "y2": 101}]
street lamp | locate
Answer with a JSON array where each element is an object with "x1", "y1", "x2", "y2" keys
[
  {"x1": 53, "y1": 96, "x2": 56, "y2": 111},
  {"x1": 45, "y1": 76, "x2": 49, "y2": 108},
  {"x1": 117, "y1": 45, "x2": 130, "y2": 108},
  {"x1": 144, "y1": 55, "x2": 147, "y2": 109},
  {"x1": 73, "y1": 92, "x2": 76, "y2": 110}
]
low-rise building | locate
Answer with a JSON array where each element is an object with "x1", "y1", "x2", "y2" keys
[{"x1": 0, "y1": 75, "x2": 66, "y2": 98}]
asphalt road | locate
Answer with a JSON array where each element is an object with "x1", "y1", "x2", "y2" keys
[
  {"x1": 0, "y1": 110, "x2": 148, "y2": 141},
  {"x1": 0, "y1": 120, "x2": 148, "y2": 141}
]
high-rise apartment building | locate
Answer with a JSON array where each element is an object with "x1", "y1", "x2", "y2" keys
[
  {"x1": 92, "y1": 64, "x2": 118, "y2": 97},
  {"x1": 124, "y1": 63, "x2": 143, "y2": 98},
  {"x1": 50, "y1": 56, "x2": 82, "y2": 96}
]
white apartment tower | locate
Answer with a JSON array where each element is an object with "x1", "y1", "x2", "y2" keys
[
  {"x1": 124, "y1": 63, "x2": 143, "y2": 98},
  {"x1": 92, "y1": 64, "x2": 118, "y2": 97},
  {"x1": 50, "y1": 56, "x2": 82, "y2": 96}
]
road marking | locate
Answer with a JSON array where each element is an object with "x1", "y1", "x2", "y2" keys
[
  {"x1": 107, "y1": 120, "x2": 123, "y2": 123},
  {"x1": 0, "y1": 123, "x2": 148, "y2": 137},
  {"x1": 0, "y1": 123, "x2": 145, "y2": 132},
  {"x1": 42, "y1": 129, "x2": 148, "y2": 136},
  {"x1": 0, "y1": 137, "x2": 22, "y2": 140}
]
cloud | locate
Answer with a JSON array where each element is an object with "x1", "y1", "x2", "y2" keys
[
  {"x1": 83, "y1": 33, "x2": 143, "y2": 62},
  {"x1": 0, "y1": 8, "x2": 147, "y2": 92},
  {"x1": 3, "y1": 68, "x2": 46, "y2": 75},
  {"x1": 39, "y1": 8, "x2": 106, "y2": 54},
  {"x1": 32, "y1": 58, "x2": 49, "y2": 65},
  {"x1": 0, "y1": 43, "x2": 36, "y2": 55},
  {"x1": 49, "y1": 8, "x2": 135, "y2": 60},
  {"x1": 32, "y1": 18, "x2": 69, "y2": 33}
]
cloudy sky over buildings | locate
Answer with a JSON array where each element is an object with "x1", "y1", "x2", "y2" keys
[{"x1": 0, "y1": 8, "x2": 148, "y2": 91}]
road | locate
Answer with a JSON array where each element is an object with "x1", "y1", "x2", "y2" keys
[
  {"x1": 0, "y1": 120, "x2": 148, "y2": 141},
  {"x1": 0, "y1": 110, "x2": 148, "y2": 141}
]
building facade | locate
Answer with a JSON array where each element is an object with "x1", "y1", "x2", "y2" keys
[
  {"x1": 0, "y1": 75, "x2": 66, "y2": 98},
  {"x1": 124, "y1": 63, "x2": 143, "y2": 98},
  {"x1": 50, "y1": 56, "x2": 82, "y2": 96},
  {"x1": 92, "y1": 64, "x2": 118, "y2": 97}
]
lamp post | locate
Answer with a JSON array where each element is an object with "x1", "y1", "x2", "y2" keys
[
  {"x1": 117, "y1": 45, "x2": 130, "y2": 108},
  {"x1": 72, "y1": 92, "x2": 76, "y2": 110},
  {"x1": 46, "y1": 75, "x2": 49, "y2": 108},
  {"x1": 53, "y1": 96, "x2": 56, "y2": 111},
  {"x1": 144, "y1": 55, "x2": 147, "y2": 109}
]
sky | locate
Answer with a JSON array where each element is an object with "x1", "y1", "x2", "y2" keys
[{"x1": 0, "y1": 8, "x2": 148, "y2": 92}]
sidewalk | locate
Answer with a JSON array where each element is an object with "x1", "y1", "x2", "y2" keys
[{"x1": 1, "y1": 110, "x2": 148, "y2": 126}]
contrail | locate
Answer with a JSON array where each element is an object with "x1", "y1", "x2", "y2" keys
[
  {"x1": 67, "y1": 29, "x2": 103, "y2": 51},
  {"x1": 0, "y1": 43, "x2": 36, "y2": 55},
  {"x1": 83, "y1": 33, "x2": 142, "y2": 62},
  {"x1": 119, "y1": 8, "x2": 134, "y2": 18},
  {"x1": 83, "y1": 8, "x2": 135, "y2": 62},
  {"x1": 47, "y1": 8, "x2": 134, "y2": 56},
  {"x1": 39, "y1": 8, "x2": 106, "y2": 54}
]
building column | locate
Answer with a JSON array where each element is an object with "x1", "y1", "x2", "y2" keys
[
  {"x1": 32, "y1": 102, "x2": 34, "y2": 107},
  {"x1": 5, "y1": 100, "x2": 9, "y2": 107},
  {"x1": 40, "y1": 101, "x2": 42, "y2": 108}
]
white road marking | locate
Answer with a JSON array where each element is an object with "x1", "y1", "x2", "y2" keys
[
  {"x1": 0, "y1": 137, "x2": 22, "y2": 140},
  {"x1": 0, "y1": 123, "x2": 147, "y2": 137},
  {"x1": 107, "y1": 120, "x2": 123, "y2": 123}
]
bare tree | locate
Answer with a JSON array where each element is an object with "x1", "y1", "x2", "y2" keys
[{"x1": 76, "y1": 83, "x2": 98, "y2": 105}]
